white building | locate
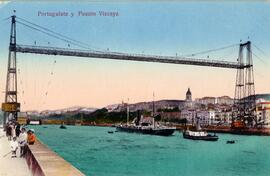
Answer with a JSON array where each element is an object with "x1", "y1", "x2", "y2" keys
[
  {"x1": 256, "y1": 100, "x2": 270, "y2": 127},
  {"x1": 195, "y1": 97, "x2": 215, "y2": 105},
  {"x1": 180, "y1": 109, "x2": 195, "y2": 124},
  {"x1": 181, "y1": 109, "x2": 231, "y2": 126},
  {"x1": 197, "y1": 110, "x2": 215, "y2": 126},
  {"x1": 216, "y1": 96, "x2": 234, "y2": 105}
]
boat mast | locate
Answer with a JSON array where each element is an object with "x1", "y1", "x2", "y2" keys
[
  {"x1": 153, "y1": 92, "x2": 155, "y2": 128},
  {"x1": 195, "y1": 112, "x2": 201, "y2": 131},
  {"x1": 127, "y1": 98, "x2": 129, "y2": 125}
]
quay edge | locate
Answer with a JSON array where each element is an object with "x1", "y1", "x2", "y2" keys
[{"x1": 25, "y1": 139, "x2": 85, "y2": 176}]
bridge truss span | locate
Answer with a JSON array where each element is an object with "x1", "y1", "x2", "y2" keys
[{"x1": 15, "y1": 44, "x2": 244, "y2": 69}]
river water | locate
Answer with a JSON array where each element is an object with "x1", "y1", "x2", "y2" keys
[{"x1": 30, "y1": 125, "x2": 270, "y2": 176}]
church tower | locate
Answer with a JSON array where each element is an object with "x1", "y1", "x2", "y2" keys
[
  {"x1": 185, "y1": 88, "x2": 192, "y2": 108},
  {"x1": 186, "y1": 88, "x2": 192, "y2": 102}
]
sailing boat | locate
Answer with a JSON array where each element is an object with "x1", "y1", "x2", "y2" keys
[
  {"x1": 183, "y1": 113, "x2": 218, "y2": 141},
  {"x1": 116, "y1": 94, "x2": 176, "y2": 136}
]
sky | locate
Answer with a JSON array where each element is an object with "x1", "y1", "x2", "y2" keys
[{"x1": 0, "y1": 1, "x2": 269, "y2": 111}]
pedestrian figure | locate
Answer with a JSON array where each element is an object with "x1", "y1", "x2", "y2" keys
[
  {"x1": 15, "y1": 123, "x2": 21, "y2": 137},
  {"x1": 10, "y1": 137, "x2": 18, "y2": 158},
  {"x1": 18, "y1": 127, "x2": 27, "y2": 157},
  {"x1": 27, "y1": 129, "x2": 36, "y2": 145},
  {"x1": 6, "y1": 123, "x2": 12, "y2": 141},
  {"x1": 11, "y1": 123, "x2": 16, "y2": 138}
]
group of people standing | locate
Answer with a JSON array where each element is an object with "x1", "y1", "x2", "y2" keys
[{"x1": 5, "y1": 122, "x2": 36, "y2": 158}]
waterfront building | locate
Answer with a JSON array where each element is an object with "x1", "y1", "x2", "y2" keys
[
  {"x1": 195, "y1": 96, "x2": 216, "y2": 105},
  {"x1": 194, "y1": 96, "x2": 233, "y2": 106},
  {"x1": 214, "y1": 110, "x2": 232, "y2": 126},
  {"x1": 180, "y1": 109, "x2": 196, "y2": 124},
  {"x1": 197, "y1": 110, "x2": 215, "y2": 126},
  {"x1": 256, "y1": 101, "x2": 270, "y2": 127},
  {"x1": 160, "y1": 112, "x2": 182, "y2": 121},
  {"x1": 254, "y1": 94, "x2": 270, "y2": 127},
  {"x1": 216, "y1": 96, "x2": 234, "y2": 105}
]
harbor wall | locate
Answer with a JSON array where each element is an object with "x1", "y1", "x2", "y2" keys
[{"x1": 25, "y1": 139, "x2": 85, "y2": 176}]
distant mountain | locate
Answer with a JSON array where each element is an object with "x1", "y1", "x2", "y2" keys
[
  {"x1": 105, "y1": 99, "x2": 185, "y2": 112},
  {"x1": 26, "y1": 106, "x2": 97, "y2": 117},
  {"x1": 25, "y1": 93, "x2": 270, "y2": 118}
]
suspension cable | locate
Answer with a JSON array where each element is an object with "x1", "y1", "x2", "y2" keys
[
  {"x1": 252, "y1": 43, "x2": 269, "y2": 57},
  {"x1": 17, "y1": 17, "x2": 105, "y2": 51},
  {"x1": 40, "y1": 59, "x2": 57, "y2": 110},
  {"x1": 245, "y1": 47, "x2": 267, "y2": 65},
  {"x1": 251, "y1": 50, "x2": 267, "y2": 65},
  {"x1": 16, "y1": 20, "x2": 98, "y2": 51},
  {"x1": 182, "y1": 43, "x2": 240, "y2": 57}
]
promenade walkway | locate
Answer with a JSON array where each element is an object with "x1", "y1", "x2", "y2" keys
[{"x1": 0, "y1": 128, "x2": 31, "y2": 176}]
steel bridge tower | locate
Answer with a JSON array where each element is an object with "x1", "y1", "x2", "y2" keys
[
  {"x1": 233, "y1": 41, "x2": 256, "y2": 127},
  {"x1": 2, "y1": 15, "x2": 20, "y2": 125}
]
